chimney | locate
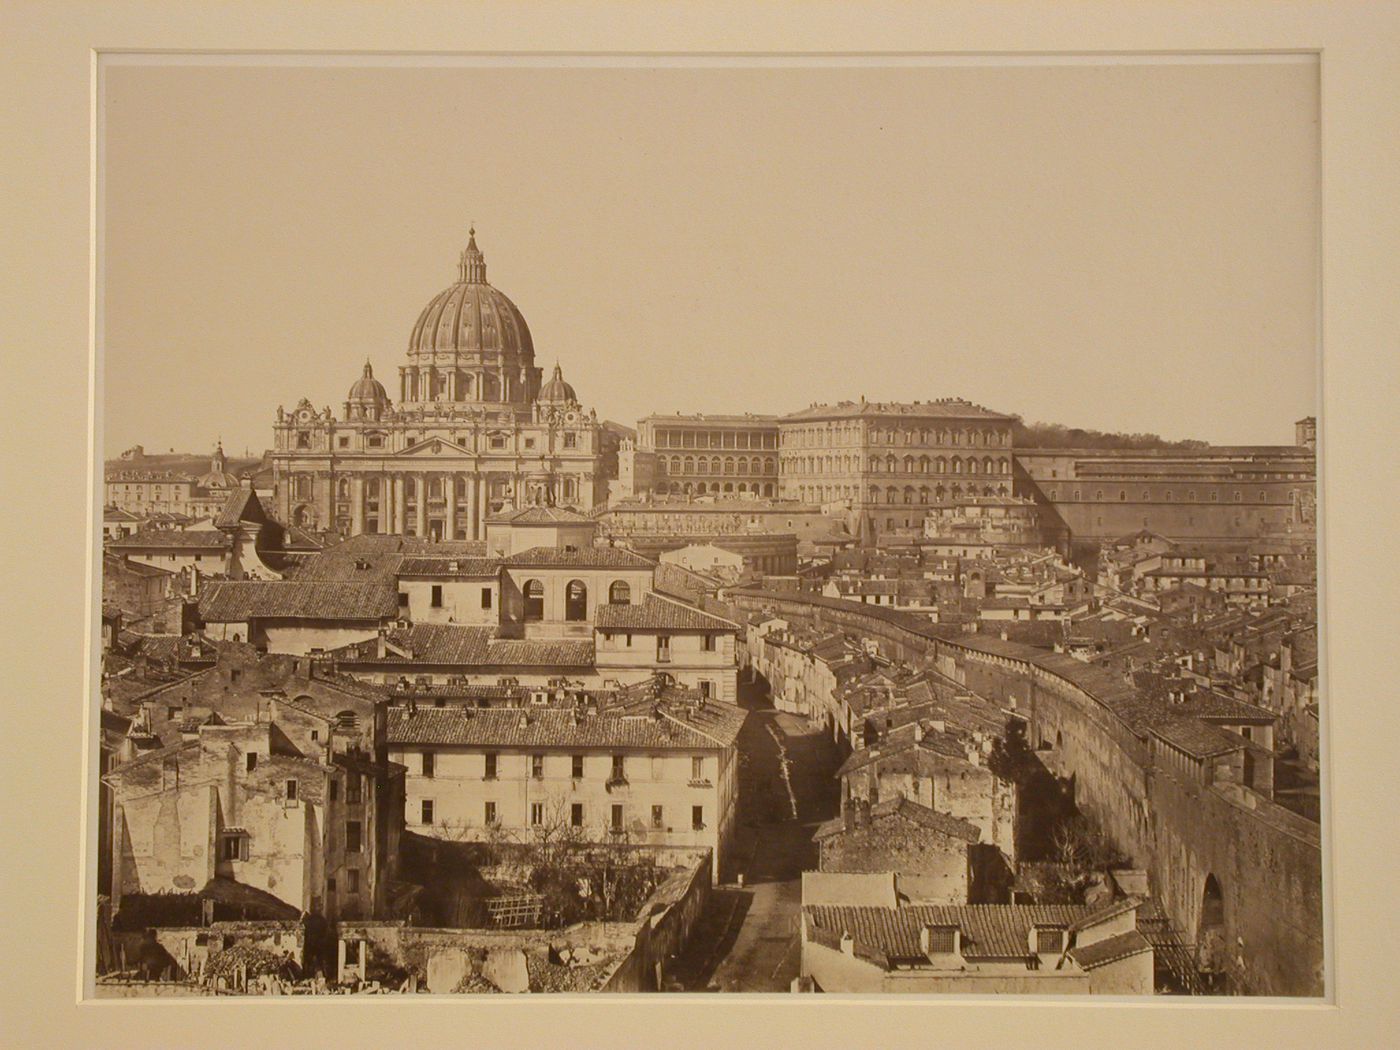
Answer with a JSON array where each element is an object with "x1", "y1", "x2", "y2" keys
[
  {"x1": 913, "y1": 723, "x2": 924, "y2": 743},
  {"x1": 376, "y1": 628, "x2": 387, "y2": 660}
]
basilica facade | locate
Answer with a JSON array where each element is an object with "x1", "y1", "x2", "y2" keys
[{"x1": 270, "y1": 232, "x2": 605, "y2": 540}]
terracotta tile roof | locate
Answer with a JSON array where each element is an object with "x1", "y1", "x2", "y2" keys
[
  {"x1": 1067, "y1": 929, "x2": 1153, "y2": 969},
  {"x1": 283, "y1": 552, "x2": 405, "y2": 581},
  {"x1": 111, "y1": 529, "x2": 230, "y2": 550},
  {"x1": 386, "y1": 697, "x2": 746, "y2": 750},
  {"x1": 805, "y1": 904, "x2": 1098, "y2": 960},
  {"x1": 487, "y1": 505, "x2": 595, "y2": 524},
  {"x1": 1150, "y1": 717, "x2": 1243, "y2": 759},
  {"x1": 595, "y1": 593, "x2": 738, "y2": 632},
  {"x1": 198, "y1": 580, "x2": 399, "y2": 622},
  {"x1": 503, "y1": 545, "x2": 656, "y2": 569},
  {"x1": 814, "y1": 797, "x2": 981, "y2": 845},
  {"x1": 396, "y1": 556, "x2": 501, "y2": 578},
  {"x1": 332, "y1": 623, "x2": 594, "y2": 669},
  {"x1": 213, "y1": 488, "x2": 262, "y2": 529}
]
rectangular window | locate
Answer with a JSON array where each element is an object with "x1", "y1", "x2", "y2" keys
[
  {"x1": 692, "y1": 756, "x2": 705, "y2": 781},
  {"x1": 246, "y1": 752, "x2": 257, "y2": 772},
  {"x1": 692, "y1": 806, "x2": 704, "y2": 831},
  {"x1": 347, "y1": 869, "x2": 360, "y2": 895},
  {"x1": 481, "y1": 588, "x2": 492, "y2": 610},
  {"x1": 572, "y1": 754, "x2": 584, "y2": 779},
  {"x1": 346, "y1": 775, "x2": 362, "y2": 804},
  {"x1": 484, "y1": 752, "x2": 498, "y2": 779},
  {"x1": 285, "y1": 779, "x2": 298, "y2": 802},
  {"x1": 430, "y1": 584, "x2": 443, "y2": 608},
  {"x1": 531, "y1": 754, "x2": 544, "y2": 779},
  {"x1": 484, "y1": 801, "x2": 497, "y2": 826},
  {"x1": 338, "y1": 436, "x2": 349, "y2": 448},
  {"x1": 422, "y1": 751, "x2": 434, "y2": 778},
  {"x1": 420, "y1": 799, "x2": 434, "y2": 824},
  {"x1": 611, "y1": 754, "x2": 625, "y2": 781},
  {"x1": 657, "y1": 636, "x2": 671, "y2": 662},
  {"x1": 571, "y1": 803, "x2": 584, "y2": 827},
  {"x1": 699, "y1": 680, "x2": 714, "y2": 699},
  {"x1": 328, "y1": 877, "x2": 337, "y2": 893},
  {"x1": 564, "y1": 433, "x2": 577, "y2": 449},
  {"x1": 531, "y1": 802, "x2": 544, "y2": 826},
  {"x1": 611, "y1": 804, "x2": 623, "y2": 831},
  {"x1": 398, "y1": 591, "x2": 409, "y2": 608},
  {"x1": 651, "y1": 804, "x2": 664, "y2": 830},
  {"x1": 1036, "y1": 928, "x2": 1065, "y2": 954},
  {"x1": 221, "y1": 834, "x2": 246, "y2": 862},
  {"x1": 345, "y1": 821, "x2": 362, "y2": 852},
  {"x1": 701, "y1": 635, "x2": 716, "y2": 652},
  {"x1": 329, "y1": 779, "x2": 338, "y2": 802}
]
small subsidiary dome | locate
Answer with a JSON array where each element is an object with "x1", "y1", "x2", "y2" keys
[{"x1": 537, "y1": 362, "x2": 577, "y2": 404}]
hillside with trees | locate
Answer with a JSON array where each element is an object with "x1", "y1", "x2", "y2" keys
[{"x1": 1010, "y1": 417, "x2": 1209, "y2": 451}]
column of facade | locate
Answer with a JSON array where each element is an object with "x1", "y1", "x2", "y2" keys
[
  {"x1": 463, "y1": 471, "x2": 477, "y2": 541},
  {"x1": 445, "y1": 474, "x2": 458, "y2": 540},
  {"x1": 416, "y1": 472, "x2": 428, "y2": 537},
  {"x1": 447, "y1": 372, "x2": 458, "y2": 402},
  {"x1": 475, "y1": 476, "x2": 487, "y2": 540},
  {"x1": 392, "y1": 474, "x2": 405, "y2": 534},
  {"x1": 350, "y1": 475, "x2": 366, "y2": 535}
]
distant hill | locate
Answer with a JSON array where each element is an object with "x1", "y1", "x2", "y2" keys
[
  {"x1": 106, "y1": 445, "x2": 269, "y2": 477},
  {"x1": 1010, "y1": 418, "x2": 1209, "y2": 451}
]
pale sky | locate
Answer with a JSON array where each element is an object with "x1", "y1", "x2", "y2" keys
[{"x1": 101, "y1": 59, "x2": 1319, "y2": 457}]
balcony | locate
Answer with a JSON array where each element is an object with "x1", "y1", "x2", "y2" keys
[{"x1": 605, "y1": 775, "x2": 629, "y2": 792}]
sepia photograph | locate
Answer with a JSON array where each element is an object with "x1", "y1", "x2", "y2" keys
[{"x1": 87, "y1": 51, "x2": 1327, "y2": 1003}]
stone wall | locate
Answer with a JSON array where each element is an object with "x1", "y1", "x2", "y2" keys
[{"x1": 728, "y1": 588, "x2": 1325, "y2": 996}]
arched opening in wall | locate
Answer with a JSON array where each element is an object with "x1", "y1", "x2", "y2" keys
[
  {"x1": 292, "y1": 505, "x2": 310, "y2": 527},
  {"x1": 763, "y1": 483, "x2": 774, "y2": 497},
  {"x1": 523, "y1": 580, "x2": 544, "y2": 622},
  {"x1": 1055, "y1": 729, "x2": 1063, "y2": 750},
  {"x1": 608, "y1": 580, "x2": 631, "y2": 605},
  {"x1": 696, "y1": 482, "x2": 707, "y2": 495},
  {"x1": 1198, "y1": 874, "x2": 1229, "y2": 986},
  {"x1": 565, "y1": 580, "x2": 588, "y2": 621}
]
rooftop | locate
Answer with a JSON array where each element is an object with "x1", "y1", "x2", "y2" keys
[
  {"x1": 198, "y1": 579, "x2": 400, "y2": 622},
  {"x1": 503, "y1": 545, "x2": 656, "y2": 569},
  {"x1": 595, "y1": 593, "x2": 738, "y2": 633}
]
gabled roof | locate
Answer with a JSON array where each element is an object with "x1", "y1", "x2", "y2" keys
[
  {"x1": 213, "y1": 487, "x2": 266, "y2": 529},
  {"x1": 330, "y1": 623, "x2": 594, "y2": 668},
  {"x1": 814, "y1": 797, "x2": 981, "y2": 845},
  {"x1": 503, "y1": 545, "x2": 656, "y2": 570},
  {"x1": 595, "y1": 593, "x2": 738, "y2": 632},
  {"x1": 396, "y1": 556, "x2": 501, "y2": 578},
  {"x1": 804, "y1": 903, "x2": 1116, "y2": 961},
  {"x1": 487, "y1": 505, "x2": 595, "y2": 525},
  {"x1": 110, "y1": 529, "x2": 231, "y2": 551},
  {"x1": 198, "y1": 580, "x2": 399, "y2": 622}
]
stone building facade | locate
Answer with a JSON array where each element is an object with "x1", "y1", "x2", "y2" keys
[
  {"x1": 637, "y1": 414, "x2": 780, "y2": 497},
  {"x1": 270, "y1": 231, "x2": 606, "y2": 539},
  {"x1": 778, "y1": 399, "x2": 1016, "y2": 540}
]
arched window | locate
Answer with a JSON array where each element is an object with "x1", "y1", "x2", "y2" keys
[
  {"x1": 1234, "y1": 491, "x2": 1242, "y2": 502},
  {"x1": 336, "y1": 478, "x2": 349, "y2": 499},
  {"x1": 523, "y1": 580, "x2": 544, "y2": 622},
  {"x1": 606, "y1": 581, "x2": 631, "y2": 607},
  {"x1": 696, "y1": 458, "x2": 708, "y2": 475},
  {"x1": 1165, "y1": 491, "x2": 1173, "y2": 501},
  {"x1": 968, "y1": 459, "x2": 979, "y2": 475},
  {"x1": 952, "y1": 457, "x2": 963, "y2": 474},
  {"x1": 1073, "y1": 490, "x2": 1081, "y2": 500},
  {"x1": 723, "y1": 482, "x2": 734, "y2": 493},
  {"x1": 711, "y1": 456, "x2": 722, "y2": 474},
  {"x1": 1119, "y1": 490, "x2": 1126, "y2": 501},
  {"x1": 918, "y1": 455, "x2": 929, "y2": 473},
  {"x1": 886, "y1": 486, "x2": 898, "y2": 504},
  {"x1": 869, "y1": 486, "x2": 881, "y2": 504},
  {"x1": 885, "y1": 455, "x2": 897, "y2": 473},
  {"x1": 919, "y1": 486, "x2": 930, "y2": 504},
  {"x1": 1095, "y1": 490, "x2": 1104, "y2": 500},
  {"x1": 696, "y1": 482, "x2": 707, "y2": 495},
  {"x1": 903, "y1": 487, "x2": 914, "y2": 504},
  {"x1": 903, "y1": 455, "x2": 914, "y2": 472},
  {"x1": 763, "y1": 483, "x2": 774, "y2": 496},
  {"x1": 565, "y1": 580, "x2": 588, "y2": 621},
  {"x1": 935, "y1": 456, "x2": 947, "y2": 473},
  {"x1": 1142, "y1": 490, "x2": 1151, "y2": 500},
  {"x1": 683, "y1": 456, "x2": 694, "y2": 474}
]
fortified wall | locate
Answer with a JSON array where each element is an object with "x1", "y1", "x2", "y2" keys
[{"x1": 726, "y1": 588, "x2": 1324, "y2": 996}]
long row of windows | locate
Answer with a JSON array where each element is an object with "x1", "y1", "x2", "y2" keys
[
  {"x1": 654, "y1": 481, "x2": 775, "y2": 497},
  {"x1": 652, "y1": 428, "x2": 777, "y2": 450},
  {"x1": 798, "y1": 483, "x2": 1008, "y2": 503},
  {"x1": 782, "y1": 424, "x2": 1010, "y2": 448},
  {"x1": 659, "y1": 455, "x2": 777, "y2": 476},
  {"x1": 785, "y1": 454, "x2": 1011, "y2": 476},
  {"x1": 418, "y1": 799, "x2": 706, "y2": 832},
  {"x1": 419, "y1": 752, "x2": 709, "y2": 781},
  {"x1": 1045, "y1": 487, "x2": 1270, "y2": 503}
]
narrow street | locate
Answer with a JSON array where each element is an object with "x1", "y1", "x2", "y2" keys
[{"x1": 669, "y1": 674, "x2": 840, "y2": 992}]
